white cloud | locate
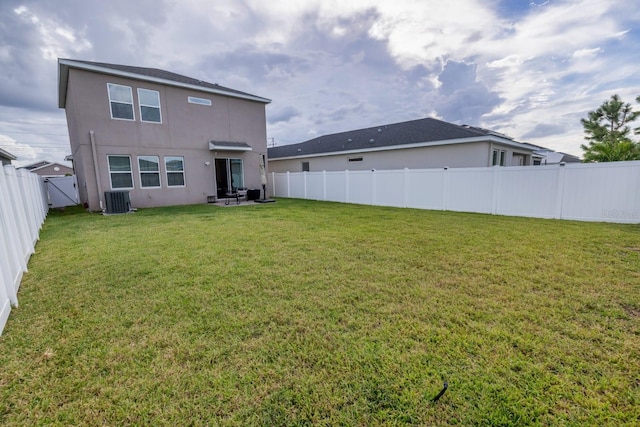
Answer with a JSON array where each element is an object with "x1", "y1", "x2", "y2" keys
[
  {"x1": 0, "y1": 134, "x2": 41, "y2": 166},
  {"x1": 13, "y1": 5, "x2": 92, "y2": 60},
  {"x1": 572, "y1": 47, "x2": 602, "y2": 59}
]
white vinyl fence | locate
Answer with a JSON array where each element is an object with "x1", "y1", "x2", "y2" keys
[
  {"x1": 271, "y1": 160, "x2": 640, "y2": 224},
  {"x1": 0, "y1": 165, "x2": 48, "y2": 335},
  {"x1": 45, "y1": 175, "x2": 79, "y2": 208}
]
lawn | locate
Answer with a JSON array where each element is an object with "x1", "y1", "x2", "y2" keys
[{"x1": 1, "y1": 199, "x2": 639, "y2": 426}]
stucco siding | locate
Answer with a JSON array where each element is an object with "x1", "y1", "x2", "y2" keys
[
  {"x1": 269, "y1": 140, "x2": 537, "y2": 173},
  {"x1": 64, "y1": 68, "x2": 268, "y2": 211}
]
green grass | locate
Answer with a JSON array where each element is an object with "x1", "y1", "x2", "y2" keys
[{"x1": 1, "y1": 199, "x2": 639, "y2": 426}]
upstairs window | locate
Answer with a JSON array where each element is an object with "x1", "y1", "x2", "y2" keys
[
  {"x1": 138, "y1": 156, "x2": 161, "y2": 188},
  {"x1": 138, "y1": 88, "x2": 162, "y2": 123},
  {"x1": 107, "y1": 84, "x2": 134, "y2": 120},
  {"x1": 188, "y1": 96, "x2": 212, "y2": 106},
  {"x1": 108, "y1": 155, "x2": 133, "y2": 189},
  {"x1": 165, "y1": 156, "x2": 185, "y2": 187}
]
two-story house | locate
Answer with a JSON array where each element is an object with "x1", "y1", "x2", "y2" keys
[{"x1": 58, "y1": 59, "x2": 271, "y2": 211}]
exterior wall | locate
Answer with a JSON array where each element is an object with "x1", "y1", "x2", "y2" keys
[
  {"x1": 31, "y1": 164, "x2": 74, "y2": 177},
  {"x1": 64, "y1": 68, "x2": 268, "y2": 211},
  {"x1": 269, "y1": 141, "x2": 533, "y2": 173}
]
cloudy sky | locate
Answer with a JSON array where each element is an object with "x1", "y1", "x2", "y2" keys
[{"x1": 1, "y1": 0, "x2": 639, "y2": 166}]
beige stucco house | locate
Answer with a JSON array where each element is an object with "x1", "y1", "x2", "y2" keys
[
  {"x1": 268, "y1": 118, "x2": 541, "y2": 173},
  {"x1": 58, "y1": 59, "x2": 271, "y2": 211}
]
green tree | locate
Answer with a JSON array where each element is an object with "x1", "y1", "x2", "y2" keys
[{"x1": 580, "y1": 94, "x2": 640, "y2": 162}]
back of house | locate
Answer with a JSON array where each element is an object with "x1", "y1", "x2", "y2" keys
[{"x1": 58, "y1": 59, "x2": 271, "y2": 211}]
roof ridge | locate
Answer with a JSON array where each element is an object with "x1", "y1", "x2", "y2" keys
[{"x1": 58, "y1": 58, "x2": 271, "y2": 105}]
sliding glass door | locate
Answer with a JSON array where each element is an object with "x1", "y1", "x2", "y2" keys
[{"x1": 215, "y1": 158, "x2": 244, "y2": 197}]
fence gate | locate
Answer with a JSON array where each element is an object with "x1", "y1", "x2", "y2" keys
[{"x1": 45, "y1": 176, "x2": 79, "y2": 208}]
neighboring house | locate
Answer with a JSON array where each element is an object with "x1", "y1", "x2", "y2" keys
[
  {"x1": 533, "y1": 149, "x2": 581, "y2": 165},
  {"x1": 268, "y1": 117, "x2": 542, "y2": 173},
  {"x1": 0, "y1": 148, "x2": 16, "y2": 166},
  {"x1": 21, "y1": 161, "x2": 74, "y2": 177},
  {"x1": 58, "y1": 58, "x2": 271, "y2": 211}
]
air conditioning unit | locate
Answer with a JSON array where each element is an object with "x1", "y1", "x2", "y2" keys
[{"x1": 104, "y1": 191, "x2": 131, "y2": 214}]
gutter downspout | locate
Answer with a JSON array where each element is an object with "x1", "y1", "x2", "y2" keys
[{"x1": 89, "y1": 131, "x2": 104, "y2": 211}]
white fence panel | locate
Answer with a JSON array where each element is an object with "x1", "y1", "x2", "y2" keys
[
  {"x1": 0, "y1": 165, "x2": 48, "y2": 335},
  {"x1": 290, "y1": 172, "x2": 308, "y2": 199},
  {"x1": 306, "y1": 172, "x2": 325, "y2": 201},
  {"x1": 374, "y1": 170, "x2": 405, "y2": 207},
  {"x1": 325, "y1": 172, "x2": 347, "y2": 203},
  {"x1": 272, "y1": 161, "x2": 640, "y2": 224},
  {"x1": 273, "y1": 172, "x2": 289, "y2": 198},
  {"x1": 446, "y1": 168, "x2": 494, "y2": 214},
  {"x1": 496, "y1": 166, "x2": 559, "y2": 219},
  {"x1": 406, "y1": 169, "x2": 446, "y2": 210},
  {"x1": 348, "y1": 171, "x2": 373, "y2": 205},
  {"x1": 561, "y1": 162, "x2": 640, "y2": 222},
  {"x1": 46, "y1": 176, "x2": 79, "y2": 208}
]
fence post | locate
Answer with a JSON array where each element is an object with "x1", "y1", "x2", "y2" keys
[
  {"x1": 371, "y1": 169, "x2": 377, "y2": 205},
  {"x1": 442, "y1": 167, "x2": 449, "y2": 210},
  {"x1": 345, "y1": 170, "x2": 350, "y2": 203},
  {"x1": 323, "y1": 170, "x2": 327, "y2": 201},
  {"x1": 403, "y1": 168, "x2": 409, "y2": 208},
  {"x1": 555, "y1": 163, "x2": 567, "y2": 219},
  {"x1": 303, "y1": 171, "x2": 308, "y2": 199},
  {"x1": 271, "y1": 171, "x2": 276, "y2": 197},
  {"x1": 491, "y1": 166, "x2": 500, "y2": 215},
  {"x1": 286, "y1": 171, "x2": 291, "y2": 198}
]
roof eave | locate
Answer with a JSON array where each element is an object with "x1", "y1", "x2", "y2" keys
[
  {"x1": 0, "y1": 148, "x2": 17, "y2": 160},
  {"x1": 58, "y1": 59, "x2": 271, "y2": 106},
  {"x1": 269, "y1": 135, "x2": 535, "y2": 161}
]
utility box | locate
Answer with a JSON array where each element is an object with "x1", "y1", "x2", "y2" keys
[
  {"x1": 104, "y1": 191, "x2": 131, "y2": 214},
  {"x1": 247, "y1": 189, "x2": 261, "y2": 201}
]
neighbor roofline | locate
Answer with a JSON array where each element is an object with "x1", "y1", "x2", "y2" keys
[
  {"x1": 269, "y1": 135, "x2": 537, "y2": 161},
  {"x1": 0, "y1": 147, "x2": 17, "y2": 160},
  {"x1": 58, "y1": 58, "x2": 272, "y2": 108}
]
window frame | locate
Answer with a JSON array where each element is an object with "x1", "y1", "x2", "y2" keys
[
  {"x1": 107, "y1": 155, "x2": 134, "y2": 190},
  {"x1": 165, "y1": 156, "x2": 185, "y2": 187},
  {"x1": 188, "y1": 96, "x2": 212, "y2": 106},
  {"x1": 138, "y1": 155, "x2": 161, "y2": 188},
  {"x1": 302, "y1": 161, "x2": 310, "y2": 172},
  {"x1": 107, "y1": 83, "x2": 135, "y2": 121},
  {"x1": 492, "y1": 149, "x2": 507, "y2": 166},
  {"x1": 138, "y1": 88, "x2": 162, "y2": 123}
]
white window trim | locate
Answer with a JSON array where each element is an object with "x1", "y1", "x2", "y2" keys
[
  {"x1": 138, "y1": 156, "x2": 162, "y2": 188},
  {"x1": 107, "y1": 155, "x2": 134, "y2": 190},
  {"x1": 107, "y1": 83, "x2": 135, "y2": 121},
  {"x1": 138, "y1": 88, "x2": 162, "y2": 124},
  {"x1": 165, "y1": 156, "x2": 186, "y2": 187},
  {"x1": 188, "y1": 96, "x2": 212, "y2": 106},
  {"x1": 492, "y1": 149, "x2": 507, "y2": 166}
]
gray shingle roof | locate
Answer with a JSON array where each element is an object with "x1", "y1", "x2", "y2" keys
[
  {"x1": 268, "y1": 117, "x2": 527, "y2": 159},
  {"x1": 58, "y1": 58, "x2": 271, "y2": 107}
]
